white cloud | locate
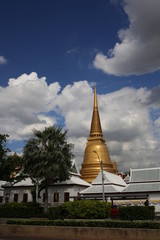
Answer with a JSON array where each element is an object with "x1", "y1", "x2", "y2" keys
[
  {"x1": 99, "y1": 88, "x2": 160, "y2": 171},
  {"x1": 0, "y1": 73, "x2": 160, "y2": 172},
  {"x1": 155, "y1": 118, "x2": 160, "y2": 127},
  {"x1": 57, "y1": 84, "x2": 160, "y2": 172},
  {"x1": 0, "y1": 72, "x2": 60, "y2": 140},
  {"x1": 0, "y1": 55, "x2": 7, "y2": 64},
  {"x1": 66, "y1": 48, "x2": 79, "y2": 54},
  {"x1": 16, "y1": 114, "x2": 56, "y2": 139},
  {"x1": 93, "y1": 0, "x2": 160, "y2": 76},
  {"x1": 56, "y1": 81, "x2": 93, "y2": 138}
]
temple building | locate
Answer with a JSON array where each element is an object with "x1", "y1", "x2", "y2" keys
[
  {"x1": 121, "y1": 167, "x2": 160, "y2": 212},
  {"x1": 80, "y1": 170, "x2": 126, "y2": 199},
  {"x1": 80, "y1": 86, "x2": 118, "y2": 183},
  {"x1": 1, "y1": 85, "x2": 160, "y2": 212},
  {"x1": 0, "y1": 181, "x2": 5, "y2": 203},
  {"x1": 2, "y1": 173, "x2": 90, "y2": 205}
]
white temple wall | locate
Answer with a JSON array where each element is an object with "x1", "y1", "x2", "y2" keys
[
  {"x1": 2, "y1": 184, "x2": 87, "y2": 205},
  {"x1": 3, "y1": 187, "x2": 33, "y2": 203},
  {"x1": 149, "y1": 193, "x2": 160, "y2": 212}
]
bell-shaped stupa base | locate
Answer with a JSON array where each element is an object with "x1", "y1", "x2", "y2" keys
[{"x1": 80, "y1": 136, "x2": 114, "y2": 183}]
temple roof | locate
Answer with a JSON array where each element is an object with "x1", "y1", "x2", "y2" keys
[
  {"x1": 2, "y1": 178, "x2": 33, "y2": 188},
  {"x1": 92, "y1": 170, "x2": 126, "y2": 186},
  {"x1": 0, "y1": 181, "x2": 6, "y2": 190},
  {"x1": 122, "y1": 167, "x2": 160, "y2": 193},
  {"x1": 55, "y1": 173, "x2": 91, "y2": 186},
  {"x1": 130, "y1": 167, "x2": 160, "y2": 182},
  {"x1": 122, "y1": 182, "x2": 160, "y2": 193},
  {"x1": 80, "y1": 171, "x2": 126, "y2": 195},
  {"x1": 80, "y1": 184, "x2": 124, "y2": 194},
  {"x1": 2, "y1": 173, "x2": 90, "y2": 188}
]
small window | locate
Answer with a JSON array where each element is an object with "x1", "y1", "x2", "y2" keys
[
  {"x1": 14, "y1": 193, "x2": 18, "y2": 202},
  {"x1": 23, "y1": 193, "x2": 28, "y2": 202},
  {"x1": 53, "y1": 192, "x2": 59, "y2": 202},
  {"x1": 43, "y1": 193, "x2": 45, "y2": 203},
  {"x1": 0, "y1": 196, "x2": 3, "y2": 203},
  {"x1": 64, "y1": 192, "x2": 70, "y2": 202}
]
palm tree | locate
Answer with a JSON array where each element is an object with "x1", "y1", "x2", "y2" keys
[{"x1": 23, "y1": 126, "x2": 74, "y2": 213}]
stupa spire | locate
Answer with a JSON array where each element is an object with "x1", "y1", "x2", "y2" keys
[
  {"x1": 94, "y1": 85, "x2": 98, "y2": 109},
  {"x1": 89, "y1": 85, "x2": 103, "y2": 137},
  {"x1": 80, "y1": 85, "x2": 115, "y2": 183}
]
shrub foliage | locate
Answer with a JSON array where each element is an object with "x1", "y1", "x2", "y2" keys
[
  {"x1": 49, "y1": 200, "x2": 111, "y2": 219},
  {"x1": 7, "y1": 219, "x2": 160, "y2": 229},
  {"x1": 119, "y1": 206, "x2": 155, "y2": 220},
  {"x1": 0, "y1": 202, "x2": 43, "y2": 218}
]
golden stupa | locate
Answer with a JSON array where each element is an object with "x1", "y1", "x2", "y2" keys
[{"x1": 80, "y1": 86, "x2": 117, "y2": 183}]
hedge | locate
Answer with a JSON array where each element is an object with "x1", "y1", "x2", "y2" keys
[
  {"x1": 0, "y1": 202, "x2": 44, "y2": 218},
  {"x1": 7, "y1": 219, "x2": 160, "y2": 229},
  {"x1": 119, "y1": 206, "x2": 155, "y2": 220},
  {"x1": 49, "y1": 200, "x2": 111, "y2": 219}
]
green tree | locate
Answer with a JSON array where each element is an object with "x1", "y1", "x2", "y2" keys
[
  {"x1": 23, "y1": 126, "x2": 74, "y2": 213},
  {"x1": 0, "y1": 134, "x2": 9, "y2": 182},
  {"x1": 0, "y1": 134, "x2": 24, "y2": 201},
  {"x1": 2, "y1": 153, "x2": 24, "y2": 183},
  {"x1": 0, "y1": 134, "x2": 9, "y2": 163}
]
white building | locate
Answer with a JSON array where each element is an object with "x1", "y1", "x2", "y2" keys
[
  {"x1": 2, "y1": 172, "x2": 90, "y2": 205},
  {"x1": 121, "y1": 167, "x2": 160, "y2": 212},
  {"x1": 79, "y1": 167, "x2": 160, "y2": 212},
  {"x1": 0, "y1": 181, "x2": 5, "y2": 203},
  {"x1": 2, "y1": 167, "x2": 160, "y2": 212},
  {"x1": 80, "y1": 170, "x2": 126, "y2": 200}
]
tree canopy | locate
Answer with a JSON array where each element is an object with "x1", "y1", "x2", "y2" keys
[
  {"x1": 0, "y1": 134, "x2": 9, "y2": 162},
  {"x1": 0, "y1": 134, "x2": 24, "y2": 184},
  {"x1": 23, "y1": 125, "x2": 74, "y2": 212}
]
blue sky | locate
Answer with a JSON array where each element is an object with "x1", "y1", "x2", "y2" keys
[
  {"x1": 1, "y1": 0, "x2": 159, "y2": 92},
  {"x1": 0, "y1": 0, "x2": 127, "y2": 91},
  {"x1": 0, "y1": 0, "x2": 160, "y2": 171}
]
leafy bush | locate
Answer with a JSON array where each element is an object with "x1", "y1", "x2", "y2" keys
[
  {"x1": 119, "y1": 206, "x2": 155, "y2": 220},
  {"x1": 49, "y1": 200, "x2": 111, "y2": 219},
  {"x1": 7, "y1": 219, "x2": 160, "y2": 229},
  {"x1": 0, "y1": 202, "x2": 43, "y2": 218}
]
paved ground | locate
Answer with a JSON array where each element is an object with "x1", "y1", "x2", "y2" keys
[
  {"x1": 0, "y1": 239, "x2": 38, "y2": 240},
  {"x1": 0, "y1": 238, "x2": 65, "y2": 240},
  {"x1": 0, "y1": 237, "x2": 63, "y2": 240},
  {"x1": 0, "y1": 238, "x2": 70, "y2": 240}
]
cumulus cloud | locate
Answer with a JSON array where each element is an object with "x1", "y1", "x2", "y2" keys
[
  {"x1": 56, "y1": 81, "x2": 93, "y2": 138},
  {"x1": 145, "y1": 86, "x2": 160, "y2": 107},
  {"x1": 93, "y1": 0, "x2": 160, "y2": 76},
  {"x1": 0, "y1": 55, "x2": 7, "y2": 64},
  {"x1": 98, "y1": 87, "x2": 160, "y2": 171},
  {"x1": 0, "y1": 72, "x2": 60, "y2": 140},
  {"x1": 58, "y1": 84, "x2": 160, "y2": 171},
  {"x1": 0, "y1": 72, "x2": 160, "y2": 172}
]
